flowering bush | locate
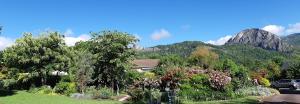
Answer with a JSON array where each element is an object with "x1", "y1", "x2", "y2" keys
[
  {"x1": 208, "y1": 71, "x2": 231, "y2": 90},
  {"x1": 160, "y1": 68, "x2": 188, "y2": 90}
]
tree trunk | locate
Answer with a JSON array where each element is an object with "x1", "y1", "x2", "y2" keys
[
  {"x1": 39, "y1": 72, "x2": 45, "y2": 85},
  {"x1": 116, "y1": 81, "x2": 119, "y2": 96},
  {"x1": 111, "y1": 80, "x2": 114, "y2": 95}
]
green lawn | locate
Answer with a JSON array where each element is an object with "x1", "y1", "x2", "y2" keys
[
  {"x1": 0, "y1": 91, "x2": 121, "y2": 104},
  {"x1": 182, "y1": 96, "x2": 260, "y2": 104},
  {"x1": 0, "y1": 90, "x2": 260, "y2": 104}
]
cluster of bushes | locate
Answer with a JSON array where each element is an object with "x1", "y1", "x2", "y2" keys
[
  {"x1": 85, "y1": 86, "x2": 114, "y2": 99},
  {"x1": 235, "y1": 86, "x2": 280, "y2": 96},
  {"x1": 27, "y1": 82, "x2": 114, "y2": 100},
  {"x1": 126, "y1": 67, "x2": 256, "y2": 103}
]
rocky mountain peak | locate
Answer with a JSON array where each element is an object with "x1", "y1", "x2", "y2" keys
[{"x1": 226, "y1": 28, "x2": 291, "y2": 52}]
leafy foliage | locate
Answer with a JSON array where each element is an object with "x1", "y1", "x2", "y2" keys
[
  {"x1": 71, "y1": 50, "x2": 95, "y2": 93},
  {"x1": 189, "y1": 46, "x2": 219, "y2": 69},
  {"x1": 137, "y1": 41, "x2": 293, "y2": 69},
  {"x1": 90, "y1": 31, "x2": 138, "y2": 94},
  {"x1": 2, "y1": 32, "x2": 70, "y2": 85},
  {"x1": 54, "y1": 81, "x2": 76, "y2": 96},
  {"x1": 259, "y1": 78, "x2": 271, "y2": 87},
  {"x1": 284, "y1": 62, "x2": 300, "y2": 79}
]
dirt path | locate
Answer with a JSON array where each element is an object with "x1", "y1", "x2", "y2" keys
[{"x1": 262, "y1": 94, "x2": 300, "y2": 104}]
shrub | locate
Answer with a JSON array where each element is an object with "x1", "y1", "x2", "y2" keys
[
  {"x1": 28, "y1": 86, "x2": 57, "y2": 95},
  {"x1": 144, "y1": 72, "x2": 156, "y2": 79},
  {"x1": 235, "y1": 86, "x2": 277, "y2": 97},
  {"x1": 259, "y1": 78, "x2": 271, "y2": 87},
  {"x1": 231, "y1": 77, "x2": 254, "y2": 90},
  {"x1": 98, "y1": 87, "x2": 113, "y2": 99},
  {"x1": 208, "y1": 71, "x2": 231, "y2": 90},
  {"x1": 161, "y1": 68, "x2": 188, "y2": 90},
  {"x1": 127, "y1": 87, "x2": 145, "y2": 103},
  {"x1": 179, "y1": 73, "x2": 235, "y2": 101},
  {"x1": 54, "y1": 82, "x2": 76, "y2": 96},
  {"x1": 85, "y1": 86, "x2": 113, "y2": 99},
  {"x1": 37, "y1": 86, "x2": 53, "y2": 94},
  {"x1": 2, "y1": 79, "x2": 17, "y2": 90},
  {"x1": 85, "y1": 86, "x2": 97, "y2": 94}
]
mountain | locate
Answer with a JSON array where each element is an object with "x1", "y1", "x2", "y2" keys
[
  {"x1": 226, "y1": 28, "x2": 291, "y2": 52},
  {"x1": 137, "y1": 28, "x2": 300, "y2": 68},
  {"x1": 283, "y1": 33, "x2": 300, "y2": 48},
  {"x1": 137, "y1": 41, "x2": 291, "y2": 68},
  {"x1": 138, "y1": 41, "x2": 213, "y2": 58}
]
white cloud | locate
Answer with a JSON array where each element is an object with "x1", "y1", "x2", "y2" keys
[
  {"x1": 261, "y1": 23, "x2": 300, "y2": 36},
  {"x1": 262, "y1": 25, "x2": 285, "y2": 36},
  {"x1": 64, "y1": 34, "x2": 91, "y2": 46},
  {"x1": 286, "y1": 23, "x2": 300, "y2": 34},
  {"x1": 0, "y1": 37, "x2": 14, "y2": 50},
  {"x1": 206, "y1": 35, "x2": 232, "y2": 45},
  {"x1": 64, "y1": 29, "x2": 74, "y2": 36},
  {"x1": 151, "y1": 29, "x2": 171, "y2": 40}
]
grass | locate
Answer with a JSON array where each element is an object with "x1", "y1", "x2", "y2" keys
[
  {"x1": 0, "y1": 90, "x2": 260, "y2": 104},
  {"x1": 0, "y1": 91, "x2": 121, "y2": 104},
  {"x1": 182, "y1": 96, "x2": 260, "y2": 104}
]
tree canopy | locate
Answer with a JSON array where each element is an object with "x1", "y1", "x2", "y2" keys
[
  {"x1": 2, "y1": 32, "x2": 70, "y2": 85},
  {"x1": 90, "y1": 31, "x2": 138, "y2": 94}
]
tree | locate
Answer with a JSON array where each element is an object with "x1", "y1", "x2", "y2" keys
[
  {"x1": 153, "y1": 54, "x2": 187, "y2": 75},
  {"x1": 72, "y1": 50, "x2": 95, "y2": 94},
  {"x1": 2, "y1": 32, "x2": 70, "y2": 85},
  {"x1": 189, "y1": 46, "x2": 219, "y2": 69},
  {"x1": 285, "y1": 63, "x2": 300, "y2": 79},
  {"x1": 90, "y1": 31, "x2": 138, "y2": 95},
  {"x1": 265, "y1": 60, "x2": 281, "y2": 80},
  {"x1": 159, "y1": 54, "x2": 187, "y2": 67}
]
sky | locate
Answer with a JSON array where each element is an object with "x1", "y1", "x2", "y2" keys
[{"x1": 1, "y1": 0, "x2": 300, "y2": 50}]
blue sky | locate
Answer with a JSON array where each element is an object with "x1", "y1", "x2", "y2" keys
[{"x1": 1, "y1": 0, "x2": 300, "y2": 49}]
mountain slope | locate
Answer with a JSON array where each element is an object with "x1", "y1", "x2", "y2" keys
[
  {"x1": 138, "y1": 41, "x2": 214, "y2": 57},
  {"x1": 137, "y1": 41, "x2": 291, "y2": 67},
  {"x1": 283, "y1": 33, "x2": 300, "y2": 48},
  {"x1": 226, "y1": 28, "x2": 291, "y2": 52}
]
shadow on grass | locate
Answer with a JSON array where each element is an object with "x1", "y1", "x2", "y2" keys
[{"x1": 0, "y1": 90, "x2": 16, "y2": 97}]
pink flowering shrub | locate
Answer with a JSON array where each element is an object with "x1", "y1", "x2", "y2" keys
[{"x1": 208, "y1": 70, "x2": 231, "y2": 90}]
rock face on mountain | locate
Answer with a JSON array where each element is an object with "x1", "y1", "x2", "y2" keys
[{"x1": 226, "y1": 28, "x2": 291, "y2": 52}]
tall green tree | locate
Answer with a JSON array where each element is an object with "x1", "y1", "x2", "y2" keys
[
  {"x1": 265, "y1": 60, "x2": 281, "y2": 80},
  {"x1": 285, "y1": 62, "x2": 300, "y2": 79},
  {"x1": 2, "y1": 32, "x2": 70, "y2": 85},
  {"x1": 90, "y1": 31, "x2": 138, "y2": 95},
  {"x1": 72, "y1": 50, "x2": 95, "y2": 94}
]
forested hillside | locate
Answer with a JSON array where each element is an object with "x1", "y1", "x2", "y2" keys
[
  {"x1": 137, "y1": 41, "x2": 299, "y2": 68},
  {"x1": 283, "y1": 33, "x2": 300, "y2": 48}
]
